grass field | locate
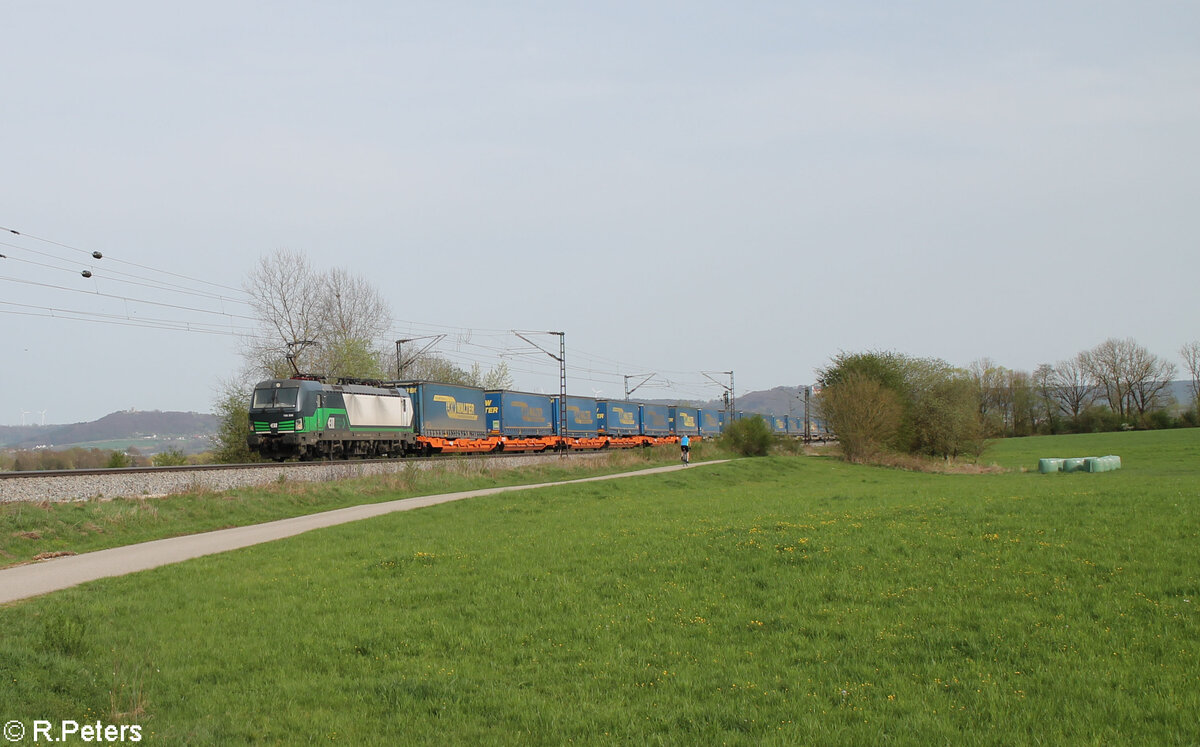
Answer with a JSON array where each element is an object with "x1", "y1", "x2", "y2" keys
[
  {"x1": 1, "y1": 430, "x2": 1197, "y2": 744},
  {"x1": 0, "y1": 447, "x2": 686, "y2": 568}
]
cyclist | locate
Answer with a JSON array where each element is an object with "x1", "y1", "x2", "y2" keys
[{"x1": 680, "y1": 434, "x2": 690, "y2": 465}]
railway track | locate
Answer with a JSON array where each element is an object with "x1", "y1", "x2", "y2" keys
[{"x1": 0, "y1": 451, "x2": 604, "y2": 504}]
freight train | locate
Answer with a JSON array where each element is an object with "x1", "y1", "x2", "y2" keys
[
  {"x1": 247, "y1": 377, "x2": 709, "y2": 461},
  {"x1": 246, "y1": 376, "x2": 821, "y2": 461}
]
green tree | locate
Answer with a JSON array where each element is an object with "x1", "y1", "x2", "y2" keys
[
  {"x1": 819, "y1": 350, "x2": 985, "y2": 461},
  {"x1": 719, "y1": 415, "x2": 774, "y2": 457},
  {"x1": 211, "y1": 376, "x2": 259, "y2": 464},
  {"x1": 403, "y1": 355, "x2": 473, "y2": 385},
  {"x1": 817, "y1": 372, "x2": 902, "y2": 461},
  {"x1": 482, "y1": 361, "x2": 514, "y2": 390},
  {"x1": 909, "y1": 371, "x2": 985, "y2": 458},
  {"x1": 322, "y1": 337, "x2": 387, "y2": 380},
  {"x1": 152, "y1": 449, "x2": 189, "y2": 467}
]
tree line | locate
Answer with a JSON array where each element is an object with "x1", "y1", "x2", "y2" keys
[{"x1": 817, "y1": 338, "x2": 1199, "y2": 463}]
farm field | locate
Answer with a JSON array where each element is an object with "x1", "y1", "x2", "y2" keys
[{"x1": 1, "y1": 430, "x2": 1197, "y2": 744}]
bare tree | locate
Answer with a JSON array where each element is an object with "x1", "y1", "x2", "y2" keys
[
  {"x1": 316, "y1": 267, "x2": 392, "y2": 375},
  {"x1": 311, "y1": 268, "x2": 393, "y2": 378},
  {"x1": 1033, "y1": 364, "x2": 1059, "y2": 433},
  {"x1": 1182, "y1": 341, "x2": 1200, "y2": 413},
  {"x1": 1126, "y1": 345, "x2": 1177, "y2": 417},
  {"x1": 1080, "y1": 339, "x2": 1135, "y2": 419},
  {"x1": 244, "y1": 250, "x2": 394, "y2": 380},
  {"x1": 1080, "y1": 338, "x2": 1176, "y2": 421},
  {"x1": 1048, "y1": 355, "x2": 1097, "y2": 420},
  {"x1": 244, "y1": 249, "x2": 324, "y2": 376}
]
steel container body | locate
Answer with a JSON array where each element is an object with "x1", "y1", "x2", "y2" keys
[
  {"x1": 485, "y1": 390, "x2": 554, "y2": 437},
  {"x1": 339, "y1": 384, "x2": 414, "y2": 429},
  {"x1": 670, "y1": 406, "x2": 700, "y2": 436},
  {"x1": 403, "y1": 381, "x2": 488, "y2": 438},
  {"x1": 787, "y1": 416, "x2": 803, "y2": 436},
  {"x1": 699, "y1": 409, "x2": 722, "y2": 437},
  {"x1": 598, "y1": 400, "x2": 641, "y2": 436},
  {"x1": 767, "y1": 415, "x2": 788, "y2": 434},
  {"x1": 641, "y1": 404, "x2": 671, "y2": 436},
  {"x1": 553, "y1": 396, "x2": 600, "y2": 436}
]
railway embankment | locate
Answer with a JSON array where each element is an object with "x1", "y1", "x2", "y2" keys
[{"x1": 0, "y1": 452, "x2": 608, "y2": 503}]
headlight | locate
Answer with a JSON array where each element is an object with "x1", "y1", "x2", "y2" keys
[{"x1": 294, "y1": 419, "x2": 303, "y2": 431}]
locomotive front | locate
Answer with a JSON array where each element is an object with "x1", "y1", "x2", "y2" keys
[{"x1": 246, "y1": 378, "x2": 324, "y2": 460}]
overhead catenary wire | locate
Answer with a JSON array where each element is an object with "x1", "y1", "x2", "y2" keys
[
  {"x1": 0, "y1": 224, "x2": 247, "y2": 295},
  {"x1": 0, "y1": 275, "x2": 258, "y2": 322},
  {"x1": 0, "y1": 239, "x2": 251, "y2": 304},
  {"x1": 3, "y1": 226, "x2": 735, "y2": 402}
]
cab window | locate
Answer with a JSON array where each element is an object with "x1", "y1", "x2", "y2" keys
[{"x1": 252, "y1": 386, "x2": 300, "y2": 409}]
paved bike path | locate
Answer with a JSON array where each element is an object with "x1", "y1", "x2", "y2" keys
[{"x1": 1, "y1": 460, "x2": 723, "y2": 605}]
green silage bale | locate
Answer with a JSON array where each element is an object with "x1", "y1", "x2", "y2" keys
[
  {"x1": 1038, "y1": 458, "x2": 1064, "y2": 473},
  {"x1": 1062, "y1": 458, "x2": 1088, "y2": 473},
  {"x1": 1084, "y1": 456, "x2": 1122, "y2": 472}
]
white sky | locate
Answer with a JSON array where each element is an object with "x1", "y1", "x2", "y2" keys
[{"x1": 2, "y1": 1, "x2": 1197, "y2": 425}]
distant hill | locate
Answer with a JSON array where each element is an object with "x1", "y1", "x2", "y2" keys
[{"x1": 0, "y1": 410, "x2": 219, "y2": 454}]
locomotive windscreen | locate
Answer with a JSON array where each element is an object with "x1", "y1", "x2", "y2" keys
[{"x1": 252, "y1": 385, "x2": 300, "y2": 409}]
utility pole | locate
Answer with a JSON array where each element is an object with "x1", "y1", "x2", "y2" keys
[
  {"x1": 803, "y1": 386, "x2": 811, "y2": 444},
  {"x1": 623, "y1": 373, "x2": 657, "y2": 399},
  {"x1": 393, "y1": 335, "x2": 445, "y2": 380},
  {"x1": 702, "y1": 370, "x2": 735, "y2": 425},
  {"x1": 514, "y1": 331, "x2": 566, "y2": 456}
]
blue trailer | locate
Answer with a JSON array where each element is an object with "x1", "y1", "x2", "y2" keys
[
  {"x1": 670, "y1": 406, "x2": 700, "y2": 436},
  {"x1": 485, "y1": 390, "x2": 555, "y2": 437},
  {"x1": 553, "y1": 396, "x2": 599, "y2": 437},
  {"x1": 699, "y1": 409, "x2": 722, "y2": 437},
  {"x1": 598, "y1": 400, "x2": 641, "y2": 436},
  {"x1": 402, "y1": 381, "x2": 488, "y2": 440},
  {"x1": 641, "y1": 404, "x2": 671, "y2": 436},
  {"x1": 767, "y1": 414, "x2": 788, "y2": 434},
  {"x1": 787, "y1": 416, "x2": 803, "y2": 437}
]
